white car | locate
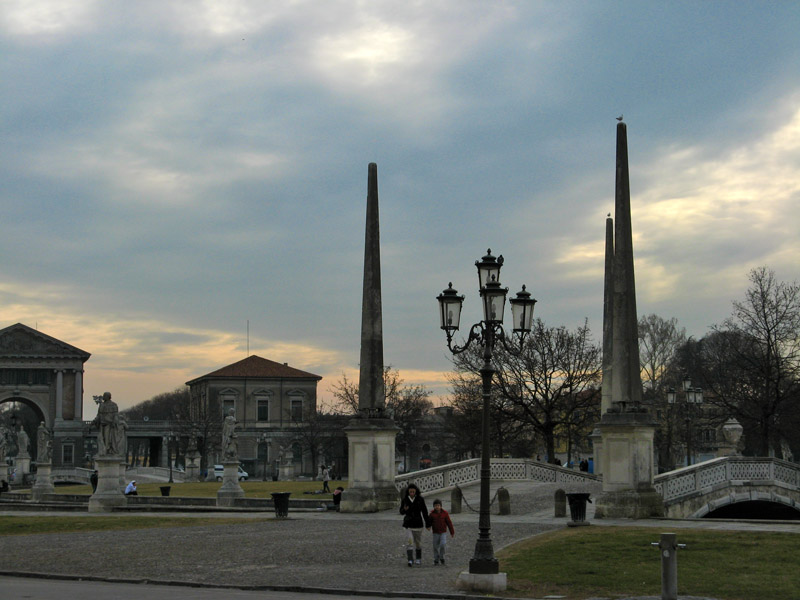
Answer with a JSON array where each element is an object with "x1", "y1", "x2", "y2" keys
[{"x1": 213, "y1": 464, "x2": 249, "y2": 481}]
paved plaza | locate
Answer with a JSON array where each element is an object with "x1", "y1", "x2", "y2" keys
[{"x1": 1, "y1": 481, "x2": 797, "y2": 599}]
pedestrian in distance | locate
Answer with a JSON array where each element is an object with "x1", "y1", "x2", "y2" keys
[
  {"x1": 400, "y1": 483, "x2": 431, "y2": 567},
  {"x1": 321, "y1": 465, "x2": 331, "y2": 493},
  {"x1": 124, "y1": 480, "x2": 137, "y2": 495},
  {"x1": 429, "y1": 498, "x2": 455, "y2": 565},
  {"x1": 90, "y1": 470, "x2": 98, "y2": 492}
]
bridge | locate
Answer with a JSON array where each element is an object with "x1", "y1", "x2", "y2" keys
[
  {"x1": 396, "y1": 456, "x2": 800, "y2": 520},
  {"x1": 654, "y1": 456, "x2": 800, "y2": 519},
  {"x1": 395, "y1": 457, "x2": 598, "y2": 494}
]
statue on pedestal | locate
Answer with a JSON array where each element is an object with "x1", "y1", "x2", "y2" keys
[
  {"x1": 92, "y1": 392, "x2": 121, "y2": 456},
  {"x1": 16, "y1": 427, "x2": 30, "y2": 459},
  {"x1": 222, "y1": 408, "x2": 238, "y2": 460},
  {"x1": 37, "y1": 422, "x2": 52, "y2": 463}
]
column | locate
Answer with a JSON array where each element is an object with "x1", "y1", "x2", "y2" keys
[
  {"x1": 73, "y1": 369, "x2": 83, "y2": 421},
  {"x1": 55, "y1": 370, "x2": 64, "y2": 421}
]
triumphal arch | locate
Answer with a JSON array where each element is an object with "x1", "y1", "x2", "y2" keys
[{"x1": 0, "y1": 322, "x2": 90, "y2": 467}]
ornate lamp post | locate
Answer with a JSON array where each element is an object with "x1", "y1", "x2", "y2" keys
[
  {"x1": 667, "y1": 376, "x2": 704, "y2": 466},
  {"x1": 167, "y1": 432, "x2": 178, "y2": 483},
  {"x1": 437, "y1": 249, "x2": 536, "y2": 576}
]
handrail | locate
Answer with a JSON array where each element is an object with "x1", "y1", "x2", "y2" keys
[
  {"x1": 395, "y1": 457, "x2": 598, "y2": 494},
  {"x1": 654, "y1": 456, "x2": 800, "y2": 503}
]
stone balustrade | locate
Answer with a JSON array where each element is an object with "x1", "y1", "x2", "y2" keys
[{"x1": 395, "y1": 457, "x2": 598, "y2": 495}]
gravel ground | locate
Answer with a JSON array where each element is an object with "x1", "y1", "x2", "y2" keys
[{"x1": 0, "y1": 480, "x2": 724, "y2": 599}]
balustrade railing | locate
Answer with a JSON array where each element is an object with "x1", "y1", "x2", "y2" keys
[
  {"x1": 654, "y1": 456, "x2": 800, "y2": 502},
  {"x1": 395, "y1": 457, "x2": 598, "y2": 494}
]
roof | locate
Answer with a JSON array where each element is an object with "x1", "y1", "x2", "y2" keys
[
  {"x1": 186, "y1": 355, "x2": 322, "y2": 385},
  {"x1": 0, "y1": 322, "x2": 91, "y2": 360}
]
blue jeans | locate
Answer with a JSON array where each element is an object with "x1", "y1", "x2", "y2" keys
[{"x1": 432, "y1": 532, "x2": 447, "y2": 562}]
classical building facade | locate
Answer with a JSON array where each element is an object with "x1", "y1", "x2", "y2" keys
[
  {"x1": 0, "y1": 323, "x2": 91, "y2": 468},
  {"x1": 186, "y1": 355, "x2": 324, "y2": 477}
]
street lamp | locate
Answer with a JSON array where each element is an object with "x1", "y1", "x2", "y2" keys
[
  {"x1": 167, "y1": 432, "x2": 178, "y2": 483},
  {"x1": 437, "y1": 249, "x2": 536, "y2": 575},
  {"x1": 258, "y1": 432, "x2": 269, "y2": 481},
  {"x1": 667, "y1": 376, "x2": 704, "y2": 466}
]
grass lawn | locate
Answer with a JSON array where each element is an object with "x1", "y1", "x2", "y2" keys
[
  {"x1": 0, "y1": 515, "x2": 266, "y2": 536},
  {"x1": 46, "y1": 479, "x2": 347, "y2": 498},
  {"x1": 498, "y1": 526, "x2": 800, "y2": 600}
]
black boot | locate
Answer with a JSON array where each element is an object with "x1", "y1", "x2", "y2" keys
[
  {"x1": 406, "y1": 549, "x2": 414, "y2": 567},
  {"x1": 415, "y1": 548, "x2": 422, "y2": 566}
]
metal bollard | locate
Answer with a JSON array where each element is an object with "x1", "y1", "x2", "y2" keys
[{"x1": 650, "y1": 532, "x2": 687, "y2": 600}]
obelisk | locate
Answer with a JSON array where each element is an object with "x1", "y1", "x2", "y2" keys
[
  {"x1": 594, "y1": 121, "x2": 664, "y2": 519},
  {"x1": 340, "y1": 163, "x2": 399, "y2": 512}
]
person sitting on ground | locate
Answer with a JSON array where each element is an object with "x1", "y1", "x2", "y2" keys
[
  {"x1": 124, "y1": 480, "x2": 138, "y2": 496},
  {"x1": 332, "y1": 486, "x2": 344, "y2": 510}
]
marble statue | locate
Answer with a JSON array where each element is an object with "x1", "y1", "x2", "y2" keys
[
  {"x1": 222, "y1": 408, "x2": 238, "y2": 460},
  {"x1": 37, "y1": 422, "x2": 52, "y2": 463},
  {"x1": 92, "y1": 392, "x2": 121, "y2": 456}
]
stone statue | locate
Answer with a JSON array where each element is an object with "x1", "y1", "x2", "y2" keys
[
  {"x1": 37, "y1": 422, "x2": 52, "y2": 463},
  {"x1": 91, "y1": 392, "x2": 120, "y2": 456},
  {"x1": 114, "y1": 414, "x2": 128, "y2": 458},
  {"x1": 17, "y1": 427, "x2": 30, "y2": 459},
  {"x1": 221, "y1": 408, "x2": 238, "y2": 460}
]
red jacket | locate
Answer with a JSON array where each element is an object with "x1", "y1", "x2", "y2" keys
[{"x1": 429, "y1": 508, "x2": 454, "y2": 535}]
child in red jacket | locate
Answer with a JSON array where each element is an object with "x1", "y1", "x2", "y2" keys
[{"x1": 429, "y1": 498, "x2": 455, "y2": 565}]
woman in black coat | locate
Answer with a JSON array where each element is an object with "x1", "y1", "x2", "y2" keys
[{"x1": 400, "y1": 483, "x2": 431, "y2": 566}]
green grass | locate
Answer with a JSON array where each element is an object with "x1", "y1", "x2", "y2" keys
[
  {"x1": 0, "y1": 515, "x2": 266, "y2": 536},
  {"x1": 47, "y1": 479, "x2": 347, "y2": 497},
  {"x1": 498, "y1": 526, "x2": 800, "y2": 600}
]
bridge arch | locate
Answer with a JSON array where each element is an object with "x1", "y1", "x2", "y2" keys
[{"x1": 655, "y1": 456, "x2": 800, "y2": 519}]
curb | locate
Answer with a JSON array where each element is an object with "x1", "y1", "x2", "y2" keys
[{"x1": 0, "y1": 570, "x2": 527, "y2": 600}]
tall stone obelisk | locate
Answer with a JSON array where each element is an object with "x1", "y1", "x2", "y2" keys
[
  {"x1": 594, "y1": 121, "x2": 664, "y2": 519},
  {"x1": 340, "y1": 163, "x2": 399, "y2": 513}
]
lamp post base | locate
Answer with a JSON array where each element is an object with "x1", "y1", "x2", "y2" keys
[{"x1": 456, "y1": 571, "x2": 507, "y2": 593}]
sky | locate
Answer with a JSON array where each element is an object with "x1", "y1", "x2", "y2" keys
[{"x1": 2, "y1": 1, "x2": 799, "y2": 419}]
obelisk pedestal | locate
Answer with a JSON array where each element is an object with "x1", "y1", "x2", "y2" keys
[
  {"x1": 88, "y1": 455, "x2": 126, "y2": 512},
  {"x1": 594, "y1": 121, "x2": 663, "y2": 519},
  {"x1": 340, "y1": 162, "x2": 399, "y2": 513}
]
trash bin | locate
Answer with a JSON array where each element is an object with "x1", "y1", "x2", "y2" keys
[
  {"x1": 566, "y1": 493, "x2": 591, "y2": 526},
  {"x1": 271, "y1": 492, "x2": 291, "y2": 518},
  {"x1": 160, "y1": 486, "x2": 171, "y2": 497}
]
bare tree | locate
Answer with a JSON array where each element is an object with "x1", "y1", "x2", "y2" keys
[
  {"x1": 695, "y1": 268, "x2": 800, "y2": 455},
  {"x1": 453, "y1": 318, "x2": 602, "y2": 464},
  {"x1": 638, "y1": 314, "x2": 688, "y2": 471}
]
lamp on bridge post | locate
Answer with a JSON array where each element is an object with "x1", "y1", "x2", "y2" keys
[
  {"x1": 667, "y1": 376, "x2": 704, "y2": 466},
  {"x1": 437, "y1": 249, "x2": 536, "y2": 579},
  {"x1": 167, "y1": 432, "x2": 178, "y2": 483},
  {"x1": 258, "y1": 432, "x2": 269, "y2": 481}
]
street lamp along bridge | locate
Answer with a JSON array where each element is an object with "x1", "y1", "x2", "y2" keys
[{"x1": 437, "y1": 249, "x2": 535, "y2": 593}]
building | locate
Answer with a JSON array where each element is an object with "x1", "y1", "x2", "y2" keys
[
  {"x1": 186, "y1": 355, "x2": 325, "y2": 477},
  {"x1": 0, "y1": 323, "x2": 90, "y2": 468}
]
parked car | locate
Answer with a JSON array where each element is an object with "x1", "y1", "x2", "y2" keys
[{"x1": 213, "y1": 464, "x2": 248, "y2": 481}]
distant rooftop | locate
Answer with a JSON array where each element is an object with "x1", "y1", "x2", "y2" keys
[{"x1": 186, "y1": 355, "x2": 322, "y2": 385}]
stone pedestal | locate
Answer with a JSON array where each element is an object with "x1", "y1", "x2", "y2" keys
[
  {"x1": 89, "y1": 455, "x2": 126, "y2": 512},
  {"x1": 455, "y1": 571, "x2": 507, "y2": 593},
  {"x1": 216, "y1": 460, "x2": 245, "y2": 507},
  {"x1": 340, "y1": 418, "x2": 399, "y2": 512},
  {"x1": 31, "y1": 462, "x2": 55, "y2": 501},
  {"x1": 594, "y1": 411, "x2": 664, "y2": 519},
  {"x1": 185, "y1": 451, "x2": 200, "y2": 481},
  {"x1": 16, "y1": 457, "x2": 31, "y2": 476}
]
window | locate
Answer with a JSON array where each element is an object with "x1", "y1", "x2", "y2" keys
[
  {"x1": 258, "y1": 399, "x2": 270, "y2": 421},
  {"x1": 62, "y1": 443, "x2": 74, "y2": 465},
  {"x1": 291, "y1": 399, "x2": 303, "y2": 422}
]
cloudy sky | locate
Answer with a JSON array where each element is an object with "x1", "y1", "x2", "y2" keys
[{"x1": 2, "y1": 1, "x2": 799, "y2": 417}]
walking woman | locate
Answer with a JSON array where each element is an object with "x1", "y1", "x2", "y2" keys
[{"x1": 400, "y1": 483, "x2": 431, "y2": 566}]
